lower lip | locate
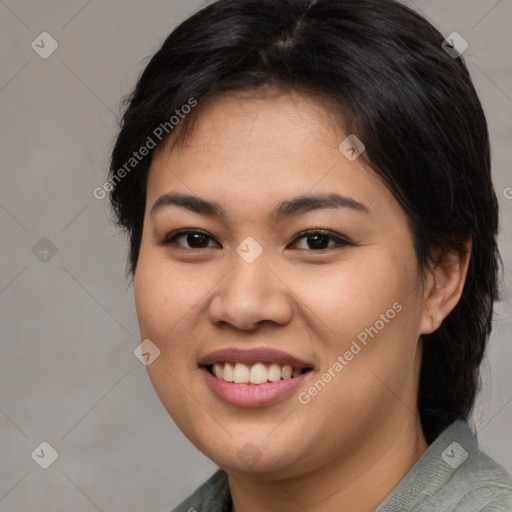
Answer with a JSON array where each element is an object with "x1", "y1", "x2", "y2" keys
[{"x1": 201, "y1": 367, "x2": 310, "y2": 407}]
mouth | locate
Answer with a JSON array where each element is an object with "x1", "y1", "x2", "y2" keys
[
  {"x1": 198, "y1": 348, "x2": 314, "y2": 407},
  {"x1": 203, "y1": 362, "x2": 311, "y2": 384}
]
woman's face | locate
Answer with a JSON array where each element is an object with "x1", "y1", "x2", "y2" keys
[{"x1": 134, "y1": 91, "x2": 431, "y2": 478}]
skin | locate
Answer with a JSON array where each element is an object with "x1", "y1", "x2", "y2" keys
[{"x1": 134, "y1": 90, "x2": 471, "y2": 511}]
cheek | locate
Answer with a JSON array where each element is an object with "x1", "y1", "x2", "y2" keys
[
  {"x1": 289, "y1": 253, "x2": 419, "y2": 344},
  {"x1": 133, "y1": 257, "x2": 210, "y2": 427},
  {"x1": 134, "y1": 254, "x2": 204, "y2": 341},
  {"x1": 293, "y1": 274, "x2": 422, "y2": 448},
  {"x1": 301, "y1": 258, "x2": 422, "y2": 402}
]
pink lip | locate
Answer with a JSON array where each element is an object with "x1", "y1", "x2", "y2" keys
[
  {"x1": 201, "y1": 367, "x2": 310, "y2": 407},
  {"x1": 198, "y1": 347, "x2": 312, "y2": 368}
]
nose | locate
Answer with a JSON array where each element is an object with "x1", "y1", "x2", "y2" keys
[{"x1": 208, "y1": 254, "x2": 293, "y2": 331}]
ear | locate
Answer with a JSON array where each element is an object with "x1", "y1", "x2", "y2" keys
[{"x1": 419, "y1": 237, "x2": 472, "y2": 335}]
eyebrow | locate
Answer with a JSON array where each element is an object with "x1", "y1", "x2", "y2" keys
[{"x1": 150, "y1": 192, "x2": 370, "y2": 223}]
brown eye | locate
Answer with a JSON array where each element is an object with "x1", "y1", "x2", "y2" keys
[
  {"x1": 289, "y1": 230, "x2": 352, "y2": 251},
  {"x1": 159, "y1": 230, "x2": 220, "y2": 249}
]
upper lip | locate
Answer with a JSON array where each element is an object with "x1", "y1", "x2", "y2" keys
[{"x1": 198, "y1": 348, "x2": 313, "y2": 369}]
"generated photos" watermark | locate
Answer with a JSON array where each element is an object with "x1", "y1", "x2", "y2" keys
[{"x1": 298, "y1": 302, "x2": 403, "y2": 405}]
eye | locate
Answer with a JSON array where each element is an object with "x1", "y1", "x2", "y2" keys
[
  {"x1": 158, "y1": 229, "x2": 220, "y2": 249},
  {"x1": 289, "y1": 229, "x2": 353, "y2": 251},
  {"x1": 157, "y1": 228, "x2": 353, "y2": 251}
]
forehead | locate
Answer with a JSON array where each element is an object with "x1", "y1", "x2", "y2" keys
[
  {"x1": 145, "y1": 91, "x2": 402, "y2": 223},
  {"x1": 149, "y1": 92, "x2": 342, "y2": 180},
  {"x1": 185, "y1": 90, "x2": 339, "y2": 139}
]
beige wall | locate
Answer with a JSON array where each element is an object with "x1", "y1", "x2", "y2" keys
[{"x1": 1, "y1": 0, "x2": 511, "y2": 510}]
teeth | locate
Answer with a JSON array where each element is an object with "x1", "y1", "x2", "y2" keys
[
  {"x1": 211, "y1": 362, "x2": 305, "y2": 385},
  {"x1": 268, "y1": 363, "x2": 282, "y2": 382},
  {"x1": 223, "y1": 362, "x2": 234, "y2": 382},
  {"x1": 213, "y1": 363, "x2": 223, "y2": 379},
  {"x1": 249, "y1": 363, "x2": 268, "y2": 384},
  {"x1": 233, "y1": 363, "x2": 249, "y2": 383},
  {"x1": 282, "y1": 365, "x2": 292, "y2": 380}
]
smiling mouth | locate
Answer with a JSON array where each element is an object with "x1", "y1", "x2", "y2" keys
[{"x1": 203, "y1": 362, "x2": 313, "y2": 385}]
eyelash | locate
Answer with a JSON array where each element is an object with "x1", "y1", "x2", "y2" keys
[{"x1": 157, "y1": 228, "x2": 353, "y2": 252}]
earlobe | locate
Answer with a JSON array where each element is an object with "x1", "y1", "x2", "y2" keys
[{"x1": 420, "y1": 238, "x2": 472, "y2": 335}]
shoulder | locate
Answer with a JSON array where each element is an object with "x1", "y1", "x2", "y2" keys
[
  {"x1": 169, "y1": 469, "x2": 231, "y2": 512},
  {"x1": 449, "y1": 422, "x2": 512, "y2": 511},
  {"x1": 377, "y1": 420, "x2": 512, "y2": 512}
]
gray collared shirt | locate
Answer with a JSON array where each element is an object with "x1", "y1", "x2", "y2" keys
[{"x1": 170, "y1": 420, "x2": 512, "y2": 511}]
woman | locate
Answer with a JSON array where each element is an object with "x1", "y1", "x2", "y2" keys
[{"x1": 109, "y1": 0, "x2": 512, "y2": 510}]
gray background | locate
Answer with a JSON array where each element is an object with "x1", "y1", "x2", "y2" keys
[{"x1": 0, "y1": 1, "x2": 511, "y2": 510}]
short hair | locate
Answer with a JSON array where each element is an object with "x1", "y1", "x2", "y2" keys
[{"x1": 109, "y1": 0, "x2": 500, "y2": 443}]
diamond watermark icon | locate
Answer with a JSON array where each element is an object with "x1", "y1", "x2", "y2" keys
[
  {"x1": 338, "y1": 134, "x2": 365, "y2": 161},
  {"x1": 134, "y1": 339, "x2": 161, "y2": 366},
  {"x1": 441, "y1": 441, "x2": 468, "y2": 469},
  {"x1": 31, "y1": 441, "x2": 58, "y2": 469},
  {"x1": 237, "y1": 442, "x2": 262, "y2": 467},
  {"x1": 32, "y1": 237, "x2": 58, "y2": 263},
  {"x1": 236, "y1": 237, "x2": 263, "y2": 264},
  {"x1": 31, "y1": 32, "x2": 59, "y2": 59},
  {"x1": 442, "y1": 32, "x2": 468, "y2": 59}
]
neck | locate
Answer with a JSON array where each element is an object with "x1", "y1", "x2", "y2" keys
[{"x1": 228, "y1": 412, "x2": 428, "y2": 512}]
